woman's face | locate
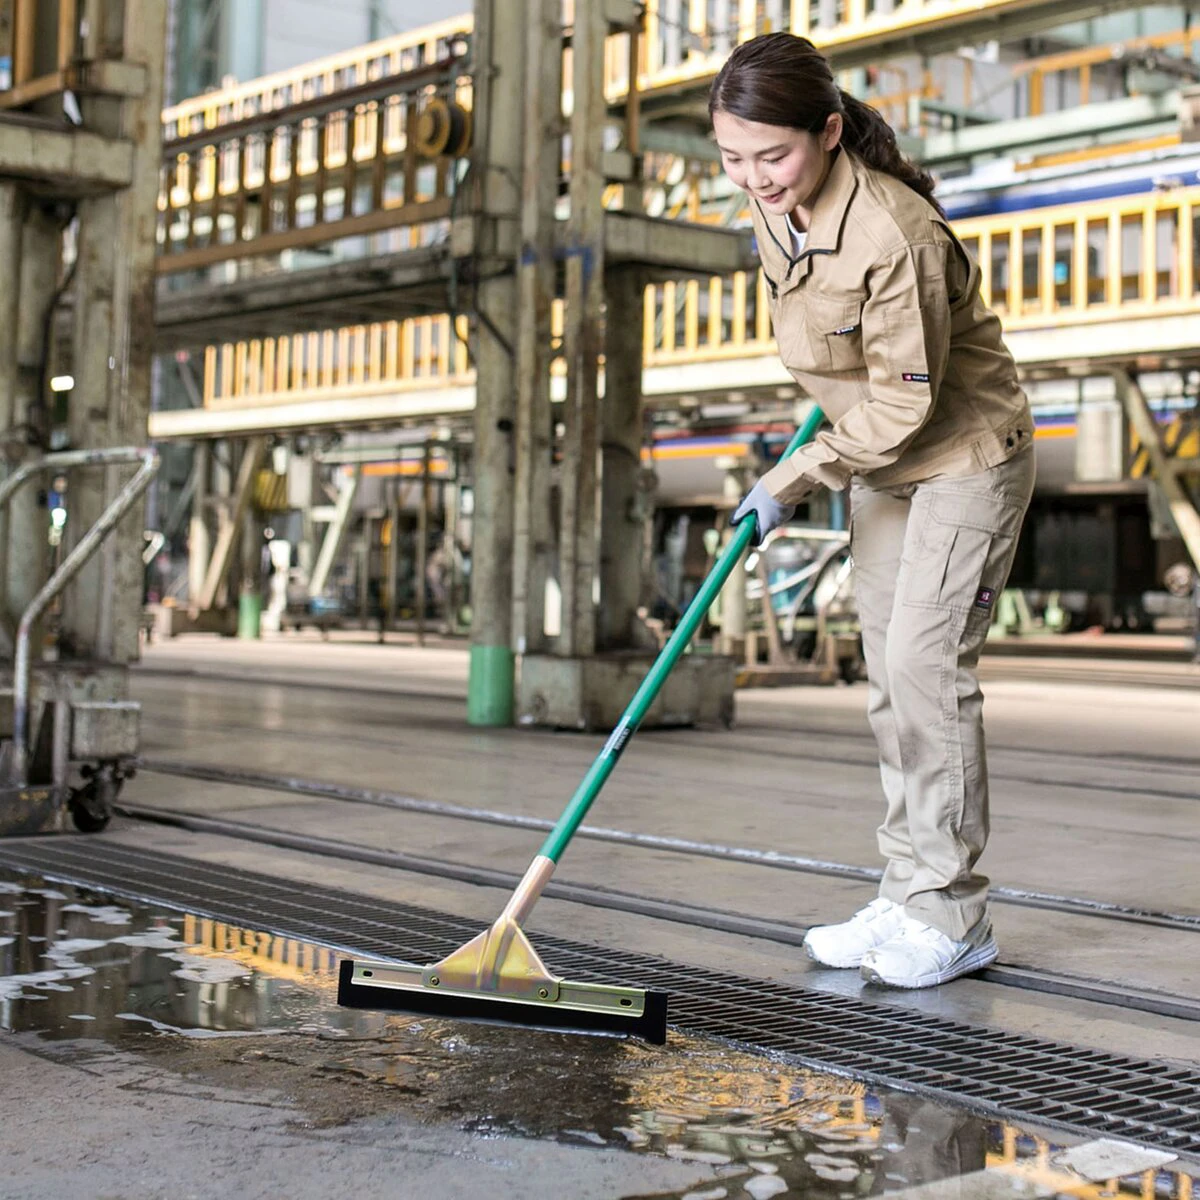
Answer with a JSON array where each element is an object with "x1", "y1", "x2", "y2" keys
[{"x1": 712, "y1": 110, "x2": 842, "y2": 217}]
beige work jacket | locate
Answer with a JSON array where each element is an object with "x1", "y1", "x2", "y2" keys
[{"x1": 752, "y1": 149, "x2": 1034, "y2": 505}]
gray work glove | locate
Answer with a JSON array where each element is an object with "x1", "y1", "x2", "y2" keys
[{"x1": 732, "y1": 480, "x2": 795, "y2": 546}]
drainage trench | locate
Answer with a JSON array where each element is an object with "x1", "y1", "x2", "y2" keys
[{"x1": 0, "y1": 838, "x2": 1197, "y2": 1159}]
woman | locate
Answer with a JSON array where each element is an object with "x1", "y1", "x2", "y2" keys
[{"x1": 712, "y1": 33, "x2": 1035, "y2": 989}]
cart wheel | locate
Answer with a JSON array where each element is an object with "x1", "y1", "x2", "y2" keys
[
  {"x1": 68, "y1": 766, "x2": 119, "y2": 833},
  {"x1": 69, "y1": 797, "x2": 112, "y2": 833}
]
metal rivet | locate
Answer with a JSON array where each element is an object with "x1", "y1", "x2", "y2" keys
[
  {"x1": 537, "y1": 987, "x2": 549, "y2": 999},
  {"x1": 429, "y1": 975, "x2": 440, "y2": 987}
]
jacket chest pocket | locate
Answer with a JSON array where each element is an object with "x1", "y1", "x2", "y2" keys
[{"x1": 805, "y1": 295, "x2": 865, "y2": 373}]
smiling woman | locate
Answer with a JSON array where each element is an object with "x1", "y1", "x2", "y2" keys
[
  {"x1": 708, "y1": 32, "x2": 1038, "y2": 993},
  {"x1": 709, "y1": 33, "x2": 943, "y2": 225}
]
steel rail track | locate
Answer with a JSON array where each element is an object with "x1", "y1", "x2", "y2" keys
[
  {"x1": 137, "y1": 758, "x2": 1200, "y2": 936},
  {"x1": 113, "y1": 798, "x2": 1200, "y2": 1024}
]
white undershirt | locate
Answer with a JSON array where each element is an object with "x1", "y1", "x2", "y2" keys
[{"x1": 785, "y1": 212, "x2": 807, "y2": 257}]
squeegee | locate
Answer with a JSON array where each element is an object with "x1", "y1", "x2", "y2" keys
[{"x1": 338, "y1": 410, "x2": 826, "y2": 1042}]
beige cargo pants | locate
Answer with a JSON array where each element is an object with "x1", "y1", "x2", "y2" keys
[{"x1": 849, "y1": 447, "x2": 1036, "y2": 940}]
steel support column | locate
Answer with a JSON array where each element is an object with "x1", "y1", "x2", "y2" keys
[
  {"x1": 1115, "y1": 371, "x2": 1200, "y2": 570},
  {"x1": 5, "y1": 199, "x2": 58, "y2": 644},
  {"x1": 0, "y1": 182, "x2": 26, "y2": 652},
  {"x1": 510, "y1": 0, "x2": 561, "y2": 658},
  {"x1": 466, "y1": 0, "x2": 526, "y2": 726},
  {"x1": 598, "y1": 266, "x2": 649, "y2": 650},
  {"x1": 557, "y1": 0, "x2": 607, "y2": 660},
  {"x1": 60, "y1": 0, "x2": 167, "y2": 665}
]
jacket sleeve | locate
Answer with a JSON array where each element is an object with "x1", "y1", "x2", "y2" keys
[{"x1": 762, "y1": 240, "x2": 952, "y2": 504}]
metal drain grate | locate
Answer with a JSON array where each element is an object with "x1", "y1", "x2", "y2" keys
[{"x1": 2, "y1": 838, "x2": 1197, "y2": 1156}]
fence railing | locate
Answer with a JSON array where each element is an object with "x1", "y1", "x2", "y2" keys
[
  {"x1": 158, "y1": 55, "x2": 470, "y2": 273},
  {"x1": 199, "y1": 185, "x2": 1200, "y2": 409}
]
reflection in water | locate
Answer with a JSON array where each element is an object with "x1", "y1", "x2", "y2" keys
[{"x1": 0, "y1": 870, "x2": 1191, "y2": 1200}]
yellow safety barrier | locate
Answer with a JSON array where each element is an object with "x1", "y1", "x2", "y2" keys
[
  {"x1": 203, "y1": 315, "x2": 473, "y2": 409},
  {"x1": 161, "y1": 17, "x2": 471, "y2": 140},
  {"x1": 158, "y1": 0, "x2": 1107, "y2": 144},
  {"x1": 202, "y1": 186, "x2": 1200, "y2": 409},
  {"x1": 953, "y1": 185, "x2": 1200, "y2": 326}
]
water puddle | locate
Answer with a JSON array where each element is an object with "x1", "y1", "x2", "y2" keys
[{"x1": 0, "y1": 869, "x2": 1190, "y2": 1200}]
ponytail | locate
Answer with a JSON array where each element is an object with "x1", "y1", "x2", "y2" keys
[
  {"x1": 838, "y1": 90, "x2": 944, "y2": 217},
  {"x1": 710, "y1": 33, "x2": 944, "y2": 216}
]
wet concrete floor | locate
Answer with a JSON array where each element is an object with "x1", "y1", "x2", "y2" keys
[{"x1": 1, "y1": 868, "x2": 1191, "y2": 1200}]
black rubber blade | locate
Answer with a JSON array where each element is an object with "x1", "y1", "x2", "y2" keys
[{"x1": 338, "y1": 959, "x2": 669, "y2": 1044}]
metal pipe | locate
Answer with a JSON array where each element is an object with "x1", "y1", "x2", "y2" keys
[{"x1": 7, "y1": 447, "x2": 159, "y2": 786}]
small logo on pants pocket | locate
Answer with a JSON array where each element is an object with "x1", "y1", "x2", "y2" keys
[{"x1": 974, "y1": 587, "x2": 995, "y2": 610}]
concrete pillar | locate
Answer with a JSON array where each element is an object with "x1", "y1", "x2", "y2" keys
[
  {"x1": 0, "y1": 182, "x2": 26, "y2": 643},
  {"x1": 466, "y1": 0, "x2": 526, "y2": 726},
  {"x1": 60, "y1": 0, "x2": 168, "y2": 665},
  {"x1": 510, "y1": 0, "x2": 561, "y2": 657},
  {"x1": 598, "y1": 266, "x2": 648, "y2": 650},
  {"x1": 558, "y1": 0, "x2": 607, "y2": 660},
  {"x1": 4, "y1": 199, "x2": 58, "y2": 636}
]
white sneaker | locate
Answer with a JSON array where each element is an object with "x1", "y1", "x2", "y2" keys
[
  {"x1": 859, "y1": 915, "x2": 998, "y2": 989},
  {"x1": 803, "y1": 898, "x2": 907, "y2": 969}
]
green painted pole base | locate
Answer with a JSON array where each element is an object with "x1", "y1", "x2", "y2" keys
[
  {"x1": 467, "y1": 644, "x2": 514, "y2": 726},
  {"x1": 237, "y1": 591, "x2": 262, "y2": 640}
]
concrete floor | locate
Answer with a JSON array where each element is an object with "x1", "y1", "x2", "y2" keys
[
  {"x1": 2, "y1": 632, "x2": 1198, "y2": 1198},
  {"x1": 121, "y1": 634, "x2": 1200, "y2": 1056}
]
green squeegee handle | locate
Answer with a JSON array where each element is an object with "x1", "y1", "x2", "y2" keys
[{"x1": 538, "y1": 406, "x2": 826, "y2": 865}]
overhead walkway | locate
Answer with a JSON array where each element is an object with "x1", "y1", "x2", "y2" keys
[
  {"x1": 151, "y1": 183, "x2": 1200, "y2": 438},
  {"x1": 150, "y1": 3, "x2": 1192, "y2": 350}
]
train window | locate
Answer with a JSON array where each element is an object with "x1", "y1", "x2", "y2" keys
[
  {"x1": 1022, "y1": 228, "x2": 1042, "y2": 311},
  {"x1": 1087, "y1": 219, "x2": 1108, "y2": 305},
  {"x1": 1121, "y1": 213, "x2": 1143, "y2": 301},
  {"x1": 1156, "y1": 209, "x2": 1179, "y2": 298},
  {"x1": 1054, "y1": 224, "x2": 1073, "y2": 308},
  {"x1": 990, "y1": 233, "x2": 1011, "y2": 314}
]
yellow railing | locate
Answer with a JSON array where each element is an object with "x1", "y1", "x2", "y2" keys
[
  {"x1": 203, "y1": 316, "x2": 473, "y2": 409},
  {"x1": 202, "y1": 188, "x2": 1200, "y2": 408},
  {"x1": 161, "y1": 0, "x2": 1087, "y2": 142},
  {"x1": 954, "y1": 185, "x2": 1200, "y2": 325},
  {"x1": 1015, "y1": 27, "x2": 1200, "y2": 117},
  {"x1": 161, "y1": 17, "x2": 471, "y2": 139}
]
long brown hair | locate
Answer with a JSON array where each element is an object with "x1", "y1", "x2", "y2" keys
[{"x1": 709, "y1": 32, "x2": 944, "y2": 216}]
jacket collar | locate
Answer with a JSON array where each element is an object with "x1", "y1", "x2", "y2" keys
[
  {"x1": 753, "y1": 148, "x2": 859, "y2": 294},
  {"x1": 802, "y1": 146, "x2": 857, "y2": 255}
]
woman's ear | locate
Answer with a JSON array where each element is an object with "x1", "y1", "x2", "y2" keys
[{"x1": 823, "y1": 112, "x2": 844, "y2": 151}]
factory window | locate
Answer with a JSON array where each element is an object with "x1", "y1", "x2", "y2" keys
[
  {"x1": 1156, "y1": 209, "x2": 1178, "y2": 298},
  {"x1": 1054, "y1": 224, "x2": 1074, "y2": 308},
  {"x1": 1087, "y1": 219, "x2": 1108, "y2": 306},
  {"x1": 990, "y1": 233, "x2": 1011, "y2": 314},
  {"x1": 1121, "y1": 213, "x2": 1143, "y2": 301}
]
